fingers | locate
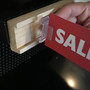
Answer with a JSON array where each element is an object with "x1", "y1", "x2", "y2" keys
[
  {"x1": 56, "y1": 3, "x2": 85, "y2": 19},
  {"x1": 77, "y1": 3, "x2": 90, "y2": 25},
  {"x1": 55, "y1": 2, "x2": 90, "y2": 29}
]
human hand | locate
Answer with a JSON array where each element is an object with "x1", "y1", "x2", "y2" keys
[{"x1": 56, "y1": 2, "x2": 90, "y2": 29}]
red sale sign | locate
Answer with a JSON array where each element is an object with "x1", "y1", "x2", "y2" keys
[{"x1": 45, "y1": 13, "x2": 90, "y2": 71}]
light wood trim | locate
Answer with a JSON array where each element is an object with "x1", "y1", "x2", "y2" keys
[{"x1": 7, "y1": 0, "x2": 73, "y2": 54}]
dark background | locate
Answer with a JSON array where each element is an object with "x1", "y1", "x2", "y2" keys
[{"x1": 0, "y1": 47, "x2": 90, "y2": 90}]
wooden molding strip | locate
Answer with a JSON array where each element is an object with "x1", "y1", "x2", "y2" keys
[{"x1": 7, "y1": 0, "x2": 73, "y2": 54}]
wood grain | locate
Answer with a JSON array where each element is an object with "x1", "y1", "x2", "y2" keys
[{"x1": 7, "y1": 0, "x2": 73, "y2": 54}]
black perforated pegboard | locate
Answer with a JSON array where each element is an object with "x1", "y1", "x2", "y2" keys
[{"x1": 0, "y1": 41, "x2": 46, "y2": 76}]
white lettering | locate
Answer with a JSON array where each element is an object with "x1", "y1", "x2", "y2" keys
[
  {"x1": 55, "y1": 29, "x2": 65, "y2": 44},
  {"x1": 86, "y1": 48, "x2": 90, "y2": 60},
  {"x1": 63, "y1": 34, "x2": 76, "y2": 52},
  {"x1": 77, "y1": 40, "x2": 86, "y2": 57},
  {"x1": 55, "y1": 29, "x2": 89, "y2": 60}
]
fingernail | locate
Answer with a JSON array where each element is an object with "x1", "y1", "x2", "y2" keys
[{"x1": 68, "y1": 17, "x2": 77, "y2": 23}]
